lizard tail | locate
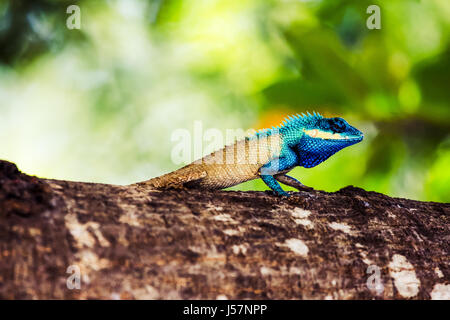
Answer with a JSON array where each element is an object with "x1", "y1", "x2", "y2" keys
[
  {"x1": 131, "y1": 165, "x2": 207, "y2": 190},
  {"x1": 132, "y1": 172, "x2": 173, "y2": 189}
]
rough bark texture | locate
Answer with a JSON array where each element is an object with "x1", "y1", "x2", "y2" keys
[{"x1": 0, "y1": 159, "x2": 448, "y2": 300}]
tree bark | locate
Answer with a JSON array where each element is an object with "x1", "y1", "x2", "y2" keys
[{"x1": 0, "y1": 159, "x2": 448, "y2": 300}]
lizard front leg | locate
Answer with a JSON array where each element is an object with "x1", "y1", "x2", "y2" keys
[
  {"x1": 260, "y1": 175, "x2": 289, "y2": 197},
  {"x1": 259, "y1": 155, "x2": 296, "y2": 197}
]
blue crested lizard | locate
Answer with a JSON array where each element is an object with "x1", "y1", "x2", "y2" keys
[{"x1": 135, "y1": 112, "x2": 363, "y2": 196}]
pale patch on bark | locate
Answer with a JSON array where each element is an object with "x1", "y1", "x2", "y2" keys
[
  {"x1": 189, "y1": 245, "x2": 226, "y2": 263},
  {"x1": 387, "y1": 210, "x2": 397, "y2": 219},
  {"x1": 328, "y1": 222, "x2": 355, "y2": 235},
  {"x1": 232, "y1": 244, "x2": 249, "y2": 255},
  {"x1": 132, "y1": 285, "x2": 161, "y2": 300},
  {"x1": 205, "y1": 204, "x2": 224, "y2": 212},
  {"x1": 65, "y1": 213, "x2": 110, "y2": 248},
  {"x1": 28, "y1": 228, "x2": 42, "y2": 237},
  {"x1": 291, "y1": 208, "x2": 312, "y2": 219},
  {"x1": 287, "y1": 266, "x2": 302, "y2": 275},
  {"x1": 223, "y1": 229, "x2": 241, "y2": 236},
  {"x1": 259, "y1": 265, "x2": 303, "y2": 277},
  {"x1": 113, "y1": 280, "x2": 161, "y2": 300},
  {"x1": 119, "y1": 210, "x2": 141, "y2": 227},
  {"x1": 430, "y1": 283, "x2": 450, "y2": 300},
  {"x1": 260, "y1": 266, "x2": 276, "y2": 276},
  {"x1": 434, "y1": 267, "x2": 444, "y2": 278},
  {"x1": 358, "y1": 251, "x2": 373, "y2": 265},
  {"x1": 75, "y1": 250, "x2": 111, "y2": 272},
  {"x1": 294, "y1": 219, "x2": 314, "y2": 229},
  {"x1": 388, "y1": 254, "x2": 420, "y2": 298},
  {"x1": 213, "y1": 214, "x2": 235, "y2": 223},
  {"x1": 280, "y1": 238, "x2": 309, "y2": 257}
]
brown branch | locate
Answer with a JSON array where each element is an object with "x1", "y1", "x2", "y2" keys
[{"x1": 0, "y1": 159, "x2": 448, "y2": 299}]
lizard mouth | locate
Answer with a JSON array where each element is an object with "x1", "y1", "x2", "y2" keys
[
  {"x1": 304, "y1": 129, "x2": 363, "y2": 141},
  {"x1": 328, "y1": 134, "x2": 363, "y2": 142},
  {"x1": 326, "y1": 136, "x2": 363, "y2": 143}
]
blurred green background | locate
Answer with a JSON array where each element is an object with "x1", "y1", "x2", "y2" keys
[{"x1": 0, "y1": 0, "x2": 448, "y2": 202}]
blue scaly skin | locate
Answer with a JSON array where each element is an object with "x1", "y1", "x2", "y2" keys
[{"x1": 135, "y1": 112, "x2": 364, "y2": 197}]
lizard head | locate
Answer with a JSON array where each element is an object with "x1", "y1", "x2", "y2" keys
[
  {"x1": 280, "y1": 112, "x2": 363, "y2": 164},
  {"x1": 298, "y1": 116, "x2": 363, "y2": 168},
  {"x1": 302, "y1": 116, "x2": 364, "y2": 147}
]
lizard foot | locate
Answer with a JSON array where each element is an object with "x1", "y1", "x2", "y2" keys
[{"x1": 265, "y1": 190, "x2": 290, "y2": 197}]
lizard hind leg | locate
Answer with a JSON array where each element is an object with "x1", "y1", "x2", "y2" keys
[{"x1": 274, "y1": 174, "x2": 314, "y2": 191}]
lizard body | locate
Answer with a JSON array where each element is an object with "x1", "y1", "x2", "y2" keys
[{"x1": 135, "y1": 112, "x2": 363, "y2": 196}]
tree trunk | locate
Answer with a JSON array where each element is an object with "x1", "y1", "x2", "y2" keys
[{"x1": 0, "y1": 159, "x2": 448, "y2": 299}]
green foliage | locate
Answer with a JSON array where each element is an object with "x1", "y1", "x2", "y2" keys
[{"x1": 0, "y1": 0, "x2": 448, "y2": 201}]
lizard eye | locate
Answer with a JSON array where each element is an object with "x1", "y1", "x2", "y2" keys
[{"x1": 331, "y1": 118, "x2": 346, "y2": 133}]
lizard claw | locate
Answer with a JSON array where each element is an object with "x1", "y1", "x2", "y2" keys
[
  {"x1": 264, "y1": 190, "x2": 290, "y2": 197},
  {"x1": 276, "y1": 190, "x2": 290, "y2": 197}
]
